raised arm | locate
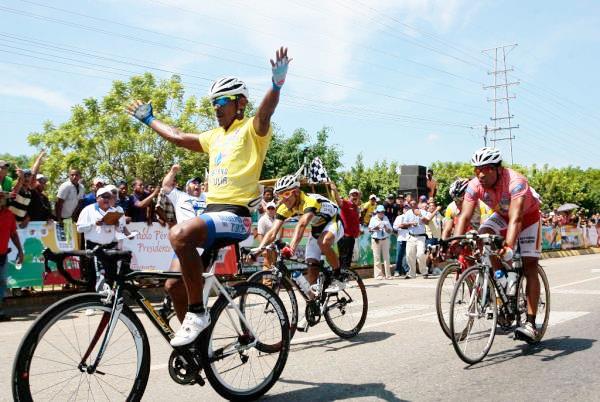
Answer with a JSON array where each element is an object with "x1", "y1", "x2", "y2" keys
[
  {"x1": 126, "y1": 101, "x2": 203, "y2": 152},
  {"x1": 30, "y1": 150, "x2": 46, "y2": 180},
  {"x1": 254, "y1": 47, "x2": 291, "y2": 136},
  {"x1": 329, "y1": 181, "x2": 343, "y2": 205},
  {"x1": 162, "y1": 164, "x2": 180, "y2": 194}
]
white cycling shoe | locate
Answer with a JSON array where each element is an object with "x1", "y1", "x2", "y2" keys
[
  {"x1": 325, "y1": 279, "x2": 346, "y2": 293},
  {"x1": 170, "y1": 311, "x2": 211, "y2": 347}
]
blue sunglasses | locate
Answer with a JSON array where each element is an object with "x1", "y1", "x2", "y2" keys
[{"x1": 212, "y1": 95, "x2": 238, "y2": 107}]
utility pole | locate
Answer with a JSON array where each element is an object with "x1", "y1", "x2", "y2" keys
[{"x1": 482, "y1": 44, "x2": 519, "y2": 164}]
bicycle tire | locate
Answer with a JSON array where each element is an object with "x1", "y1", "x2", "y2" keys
[
  {"x1": 516, "y1": 264, "x2": 551, "y2": 344},
  {"x1": 435, "y1": 262, "x2": 462, "y2": 339},
  {"x1": 247, "y1": 269, "x2": 299, "y2": 339},
  {"x1": 449, "y1": 266, "x2": 497, "y2": 365},
  {"x1": 12, "y1": 293, "x2": 151, "y2": 402},
  {"x1": 324, "y1": 268, "x2": 368, "y2": 339},
  {"x1": 201, "y1": 282, "x2": 290, "y2": 401}
]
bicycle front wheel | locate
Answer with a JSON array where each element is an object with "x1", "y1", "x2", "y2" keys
[
  {"x1": 516, "y1": 264, "x2": 551, "y2": 343},
  {"x1": 12, "y1": 293, "x2": 150, "y2": 402},
  {"x1": 202, "y1": 282, "x2": 290, "y2": 401},
  {"x1": 247, "y1": 269, "x2": 299, "y2": 339},
  {"x1": 324, "y1": 268, "x2": 368, "y2": 338},
  {"x1": 435, "y1": 262, "x2": 462, "y2": 339},
  {"x1": 449, "y1": 266, "x2": 497, "y2": 364}
]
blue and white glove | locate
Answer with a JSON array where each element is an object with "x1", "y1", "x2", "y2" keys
[
  {"x1": 132, "y1": 102, "x2": 155, "y2": 126},
  {"x1": 272, "y1": 56, "x2": 290, "y2": 90}
]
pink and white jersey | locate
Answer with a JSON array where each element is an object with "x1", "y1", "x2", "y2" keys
[{"x1": 465, "y1": 167, "x2": 540, "y2": 226}]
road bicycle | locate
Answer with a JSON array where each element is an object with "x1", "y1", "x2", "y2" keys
[
  {"x1": 245, "y1": 241, "x2": 368, "y2": 339},
  {"x1": 447, "y1": 233, "x2": 550, "y2": 364},
  {"x1": 12, "y1": 246, "x2": 290, "y2": 401}
]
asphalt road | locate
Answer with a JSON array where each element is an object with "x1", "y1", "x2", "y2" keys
[{"x1": 2, "y1": 253, "x2": 599, "y2": 401}]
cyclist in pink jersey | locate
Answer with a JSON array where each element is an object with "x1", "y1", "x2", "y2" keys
[{"x1": 454, "y1": 147, "x2": 542, "y2": 341}]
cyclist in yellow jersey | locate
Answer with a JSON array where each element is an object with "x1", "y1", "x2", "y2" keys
[
  {"x1": 442, "y1": 178, "x2": 493, "y2": 239},
  {"x1": 258, "y1": 174, "x2": 345, "y2": 295},
  {"x1": 127, "y1": 47, "x2": 292, "y2": 347}
]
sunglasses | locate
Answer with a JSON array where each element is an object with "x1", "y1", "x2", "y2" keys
[
  {"x1": 474, "y1": 165, "x2": 495, "y2": 174},
  {"x1": 277, "y1": 189, "x2": 295, "y2": 199},
  {"x1": 99, "y1": 193, "x2": 112, "y2": 200},
  {"x1": 212, "y1": 95, "x2": 238, "y2": 107}
]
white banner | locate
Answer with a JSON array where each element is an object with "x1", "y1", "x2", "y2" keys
[{"x1": 121, "y1": 223, "x2": 174, "y2": 271}]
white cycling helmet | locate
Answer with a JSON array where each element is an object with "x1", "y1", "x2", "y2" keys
[
  {"x1": 274, "y1": 174, "x2": 300, "y2": 193},
  {"x1": 208, "y1": 76, "x2": 249, "y2": 100},
  {"x1": 471, "y1": 147, "x2": 502, "y2": 167},
  {"x1": 448, "y1": 178, "x2": 469, "y2": 199}
]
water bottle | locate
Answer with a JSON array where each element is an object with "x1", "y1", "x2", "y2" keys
[
  {"x1": 512, "y1": 252, "x2": 523, "y2": 271},
  {"x1": 494, "y1": 270, "x2": 507, "y2": 290},
  {"x1": 506, "y1": 272, "x2": 518, "y2": 296},
  {"x1": 292, "y1": 271, "x2": 314, "y2": 297}
]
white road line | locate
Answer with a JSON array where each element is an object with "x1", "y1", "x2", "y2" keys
[
  {"x1": 551, "y1": 276, "x2": 600, "y2": 290},
  {"x1": 548, "y1": 311, "x2": 589, "y2": 326},
  {"x1": 552, "y1": 289, "x2": 600, "y2": 295},
  {"x1": 592, "y1": 269, "x2": 600, "y2": 273}
]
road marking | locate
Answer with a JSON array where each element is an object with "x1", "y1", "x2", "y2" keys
[
  {"x1": 551, "y1": 276, "x2": 600, "y2": 290},
  {"x1": 549, "y1": 311, "x2": 589, "y2": 326},
  {"x1": 552, "y1": 289, "x2": 600, "y2": 295},
  {"x1": 592, "y1": 269, "x2": 600, "y2": 273}
]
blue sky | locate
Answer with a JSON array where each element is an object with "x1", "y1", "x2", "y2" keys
[{"x1": 1, "y1": 0, "x2": 599, "y2": 169}]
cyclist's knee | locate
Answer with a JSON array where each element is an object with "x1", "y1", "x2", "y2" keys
[{"x1": 169, "y1": 219, "x2": 206, "y2": 250}]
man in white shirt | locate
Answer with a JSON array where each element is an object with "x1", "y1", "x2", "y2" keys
[
  {"x1": 392, "y1": 204, "x2": 410, "y2": 277},
  {"x1": 257, "y1": 201, "x2": 278, "y2": 273},
  {"x1": 76, "y1": 187, "x2": 122, "y2": 291},
  {"x1": 368, "y1": 205, "x2": 393, "y2": 279},
  {"x1": 161, "y1": 164, "x2": 207, "y2": 322},
  {"x1": 401, "y1": 200, "x2": 433, "y2": 279},
  {"x1": 55, "y1": 169, "x2": 85, "y2": 223}
]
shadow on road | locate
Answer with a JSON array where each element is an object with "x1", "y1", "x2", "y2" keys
[
  {"x1": 291, "y1": 331, "x2": 394, "y2": 353},
  {"x1": 465, "y1": 335, "x2": 596, "y2": 369},
  {"x1": 264, "y1": 378, "x2": 407, "y2": 401}
]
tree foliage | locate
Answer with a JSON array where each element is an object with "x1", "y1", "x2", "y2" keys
[{"x1": 338, "y1": 154, "x2": 400, "y2": 198}]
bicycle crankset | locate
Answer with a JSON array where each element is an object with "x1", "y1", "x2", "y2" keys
[
  {"x1": 168, "y1": 350, "x2": 204, "y2": 386},
  {"x1": 305, "y1": 301, "x2": 321, "y2": 326}
]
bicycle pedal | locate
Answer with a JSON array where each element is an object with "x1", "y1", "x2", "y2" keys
[{"x1": 195, "y1": 374, "x2": 205, "y2": 387}]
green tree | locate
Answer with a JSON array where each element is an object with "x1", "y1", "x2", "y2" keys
[
  {"x1": 28, "y1": 73, "x2": 214, "y2": 197},
  {"x1": 338, "y1": 154, "x2": 399, "y2": 201}
]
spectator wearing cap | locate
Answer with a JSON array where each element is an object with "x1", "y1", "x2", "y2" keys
[
  {"x1": 28, "y1": 174, "x2": 54, "y2": 222},
  {"x1": 330, "y1": 182, "x2": 361, "y2": 269},
  {"x1": 8, "y1": 151, "x2": 45, "y2": 228},
  {"x1": 424, "y1": 199, "x2": 443, "y2": 276},
  {"x1": 426, "y1": 168, "x2": 438, "y2": 199},
  {"x1": 383, "y1": 193, "x2": 398, "y2": 223},
  {"x1": 392, "y1": 204, "x2": 410, "y2": 277},
  {"x1": 81, "y1": 177, "x2": 106, "y2": 209},
  {"x1": 55, "y1": 168, "x2": 85, "y2": 224},
  {"x1": 129, "y1": 178, "x2": 160, "y2": 223},
  {"x1": 76, "y1": 187, "x2": 122, "y2": 292},
  {"x1": 401, "y1": 199, "x2": 433, "y2": 279},
  {"x1": 258, "y1": 187, "x2": 275, "y2": 216},
  {"x1": 256, "y1": 201, "x2": 279, "y2": 273},
  {"x1": 368, "y1": 204, "x2": 393, "y2": 279},
  {"x1": 360, "y1": 194, "x2": 378, "y2": 227},
  {"x1": 160, "y1": 165, "x2": 207, "y2": 322},
  {"x1": 0, "y1": 191, "x2": 24, "y2": 321},
  {"x1": 395, "y1": 194, "x2": 405, "y2": 211},
  {"x1": 418, "y1": 194, "x2": 428, "y2": 210},
  {"x1": 0, "y1": 160, "x2": 13, "y2": 192}
]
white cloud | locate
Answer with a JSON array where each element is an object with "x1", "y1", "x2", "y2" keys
[
  {"x1": 426, "y1": 133, "x2": 440, "y2": 143},
  {"x1": 0, "y1": 83, "x2": 72, "y2": 111}
]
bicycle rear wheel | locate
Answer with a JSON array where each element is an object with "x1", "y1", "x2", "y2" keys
[
  {"x1": 449, "y1": 266, "x2": 497, "y2": 364},
  {"x1": 516, "y1": 264, "x2": 551, "y2": 343},
  {"x1": 324, "y1": 268, "x2": 368, "y2": 338},
  {"x1": 12, "y1": 293, "x2": 150, "y2": 402},
  {"x1": 435, "y1": 262, "x2": 462, "y2": 339},
  {"x1": 202, "y1": 282, "x2": 290, "y2": 401},
  {"x1": 247, "y1": 269, "x2": 299, "y2": 339}
]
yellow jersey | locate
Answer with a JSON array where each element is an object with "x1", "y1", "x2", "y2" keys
[
  {"x1": 276, "y1": 192, "x2": 339, "y2": 236},
  {"x1": 360, "y1": 201, "x2": 376, "y2": 226},
  {"x1": 199, "y1": 117, "x2": 272, "y2": 207},
  {"x1": 443, "y1": 200, "x2": 493, "y2": 230}
]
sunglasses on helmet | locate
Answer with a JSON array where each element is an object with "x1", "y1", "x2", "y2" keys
[{"x1": 212, "y1": 95, "x2": 238, "y2": 107}]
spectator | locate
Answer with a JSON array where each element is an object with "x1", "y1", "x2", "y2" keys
[
  {"x1": 55, "y1": 168, "x2": 85, "y2": 224},
  {"x1": 395, "y1": 194, "x2": 405, "y2": 210},
  {"x1": 405, "y1": 193, "x2": 413, "y2": 205},
  {"x1": 360, "y1": 194, "x2": 377, "y2": 227},
  {"x1": 383, "y1": 193, "x2": 398, "y2": 223},
  {"x1": 76, "y1": 187, "x2": 122, "y2": 292},
  {"x1": 256, "y1": 201, "x2": 278, "y2": 277},
  {"x1": 81, "y1": 177, "x2": 106, "y2": 208},
  {"x1": 28, "y1": 174, "x2": 54, "y2": 221},
  {"x1": 426, "y1": 168, "x2": 438, "y2": 199},
  {"x1": 368, "y1": 205, "x2": 393, "y2": 280},
  {"x1": 418, "y1": 194, "x2": 428, "y2": 210},
  {"x1": 8, "y1": 168, "x2": 33, "y2": 228},
  {"x1": 1, "y1": 191, "x2": 24, "y2": 321},
  {"x1": 258, "y1": 187, "x2": 275, "y2": 215},
  {"x1": 392, "y1": 204, "x2": 410, "y2": 277},
  {"x1": 0, "y1": 160, "x2": 13, "y2": 192},
  {"x1": 116, "y1": 180, "x2": 134, "y2": 221},
  {"x1": 330, "y1": 183, "x2": 361, "y2": 269},
  {"x1": 425, "y1": 199, "x2": 443, "y2": 276},
  {"x1": 402, "y1": 200, "x2": 432, "y2": 279},
  {"x1": 128, "y1": 178, "x2": 159, "y2": 223}
]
